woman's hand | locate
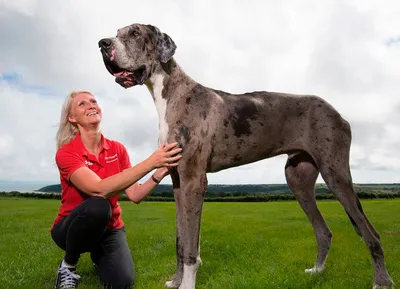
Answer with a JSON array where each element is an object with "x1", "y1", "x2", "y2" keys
[
  {"x1": 146, "y1": 142, "x2": 182, "y2": 169},
  {"x1": 153, "y1": 167, "x2": 170, "y2": 182}
]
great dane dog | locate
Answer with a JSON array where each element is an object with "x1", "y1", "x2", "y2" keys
[{"x1": 98, "y1": 23, "x2": 394, "y2": 289}]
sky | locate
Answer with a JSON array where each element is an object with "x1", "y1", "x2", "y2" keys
[{"x1": 0, "y1": 0, "x2": 399, "y2": 187}]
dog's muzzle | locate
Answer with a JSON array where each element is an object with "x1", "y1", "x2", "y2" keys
[{"x1": 98, "y1": 38, "x2": 148, "y2": 88}]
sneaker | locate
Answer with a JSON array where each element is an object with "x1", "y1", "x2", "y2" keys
[{"x1": 54, "y1": 262, "x2": 81, "y2": 289}]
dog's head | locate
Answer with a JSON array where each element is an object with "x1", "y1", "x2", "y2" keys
[{"x1": 98, "y1": 23, "x2": 176, "y2": 88}]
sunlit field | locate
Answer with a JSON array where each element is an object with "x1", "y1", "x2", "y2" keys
[{"x1": 0, "y1": 198, "x2": 398, "y2": 288}]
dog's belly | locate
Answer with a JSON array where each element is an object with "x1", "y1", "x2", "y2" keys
[
  {"x1": 206, "y1": 133, "x2": 298, "y2": 173},
  {"x1": 207, "y1": 151, "x2": 272, "y2": 173}
]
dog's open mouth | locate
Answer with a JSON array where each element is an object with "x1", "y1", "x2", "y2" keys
[{"x1": 102, "y1": 56, "x2": 148, "y2": 89}]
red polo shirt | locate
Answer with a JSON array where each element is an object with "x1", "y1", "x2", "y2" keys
[{"x1": 51, "y1": 133, "x2": 131, "y2": 231}]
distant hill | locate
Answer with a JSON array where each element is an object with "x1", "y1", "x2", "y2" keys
[
  {"x1": 37, "y1": 184, "x2": 62, "y2": 193},
  {"x1": 37, "y1": 183, "x2": 299, "y2": 194},
  {"x1": 0, "y1": 182, "x2": 395, "y2": 202},
  {"x1": 36, "y1": 183, "x2": 400, "y2": 196}
]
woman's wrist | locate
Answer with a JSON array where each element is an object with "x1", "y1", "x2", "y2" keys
[
  {"x1": 142, "y1": 158, "x2": 156, "y2": 171},
  {"x1": 151, "y1": 174, "x2": 161, "y2": 184}
]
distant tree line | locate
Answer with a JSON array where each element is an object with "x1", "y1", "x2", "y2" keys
[
  {"x1": 35, "y1": 183, "x2": 332, "y2": 196},
  {"x1": 1, "y1": 190, "x2": 399, "y2": 202},
  {"x1": 2, "y1": 182, "x2": 399, "y2": 202},
  {"x1": 36, "y1": 184, "x2": 297, "y2": 194}
]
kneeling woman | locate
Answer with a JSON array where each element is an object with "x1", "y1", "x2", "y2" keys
[{"x1": 50, "y1": 91, "x2": 181, "y2": 289}]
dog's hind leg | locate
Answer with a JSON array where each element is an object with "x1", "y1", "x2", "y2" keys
[
  {"x1": 285, "y1": 152, "x2": 332, "y2": 274},
  {"x1": 345, "y1": 195, "x2": 381, "y2": 241},
  {"x1": 319, "y1": 161, "x2": 394, "y2": 289}
]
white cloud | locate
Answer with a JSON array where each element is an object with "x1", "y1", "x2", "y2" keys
[
  {"x1": 0, "y1": 0, "x2": 399, "y2": 185},
  {"x1": 0, "y1": 80, "x2": 60, "y2": 181}
]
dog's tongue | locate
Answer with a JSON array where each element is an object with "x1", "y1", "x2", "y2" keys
[
  {"x1": 113, "y1": 71, "x2": 132, "y2": 77},
  {"x1": 113, "y1": 66, "x2": 147, "y2": 88},
  {"x1": 115, "y1": 75, "x2": 135, "y2": 88}
]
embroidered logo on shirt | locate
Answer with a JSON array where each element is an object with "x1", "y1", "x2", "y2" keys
[
  {"x1": 85, "y1": 160, "x2": 94, "y2": 166},
  {"x1": 105, "y1": 153, "x2": 118, "y2": 163}
]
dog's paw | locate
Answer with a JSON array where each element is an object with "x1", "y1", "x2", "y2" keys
[
  {"x1": 165, "y1": 280, "x2": 181, "y2": 288},
  {"x1": 373, "y1": 280, "x2": 395, "y2": 289},
  {"x1": 373, "y1": 284, "x2": 395, "y2": 289},
  {"x1": 305, "y1": 265, "x2": 324, "y2": 274}
]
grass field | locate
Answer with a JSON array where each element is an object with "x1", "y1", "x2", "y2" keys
[{"x1": 0, "y1": 198, "x2": 398, "y2": 289}]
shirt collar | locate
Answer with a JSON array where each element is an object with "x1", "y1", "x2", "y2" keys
[
  {"x1": 71, "y1": 132, "x2": 110, "y2": 156},
  {"x1": 101, "y1": 134, "x2": 110, "y2": 151}
]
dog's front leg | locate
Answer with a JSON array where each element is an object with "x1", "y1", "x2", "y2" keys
[
  {"x1": 179, "y1": 175, "x2": 206, "y2": 289},
  {"x1": 165, "y1": 169, "x2": 184, "y2": 288},
  {"x1": 167, "y1": 165, "x2": 207, "y2": 289}
]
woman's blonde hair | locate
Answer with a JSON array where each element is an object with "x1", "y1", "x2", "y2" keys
[{"x1": 56, "y1": 90, "x2": 93, "y2": 149}]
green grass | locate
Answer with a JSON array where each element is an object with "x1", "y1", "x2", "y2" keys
[{"x1": 0, "y1": 198, "x2": 398, "y2": 289}]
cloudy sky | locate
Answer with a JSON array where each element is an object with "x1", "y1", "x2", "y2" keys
[{"x1": 0, "y1": 0, "x2": 399, "y2": 188}]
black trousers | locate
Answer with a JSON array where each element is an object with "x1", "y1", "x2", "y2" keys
[{"x1": 51, "y1": 196, "x2": 135, "y2": 288}]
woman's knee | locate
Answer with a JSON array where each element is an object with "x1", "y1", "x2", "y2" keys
[{"x1": 84, "y1": 196, "x2": 111, "y2": 223}]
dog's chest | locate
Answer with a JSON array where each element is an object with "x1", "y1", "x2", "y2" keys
[{"x1": 150, "y1": 74, "x2": 169, "y2": 145}]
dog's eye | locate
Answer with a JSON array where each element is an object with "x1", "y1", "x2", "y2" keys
[{"x1": 131, "y1": 30, "x2": 139, "y2": 37}]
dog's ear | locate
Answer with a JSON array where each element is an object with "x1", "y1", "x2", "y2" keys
[
  {"x1": 147, "y1": 25, "x2": 177, "y2": 63},
  {"x1": 157, "y1": 32, "x2": 176, "y2": 63}
]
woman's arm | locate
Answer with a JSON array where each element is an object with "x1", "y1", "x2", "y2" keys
[
  {"x1": 125, "y1": 167, "x2": 169, "y2": 204},
  {"x1": 69, "y1": 143, "x2": 181, "y2": 198}
]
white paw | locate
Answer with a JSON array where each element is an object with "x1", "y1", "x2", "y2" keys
[
  {"x1": 178, "y1": 264, "x2": 197, "y2": 289},
  {"x1": 373, "y1": 283, "x2": 395, "y2": 289},
  {"x1": 305, "y1": 265, "x2": 324, "y2": 274},
  {"x1": 165, "y1": 280, "x2": 180, "y2": 288},
  {"x1": 178, "y1": 285, "x2": 193, "y2": 289},
  {"x1": 373, "y1": 276, "x2": 395, "y2": 289}
]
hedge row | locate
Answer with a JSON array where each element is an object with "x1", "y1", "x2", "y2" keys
[{"x1": 1, "y1": 191, "x2": 399, "y2": 202}]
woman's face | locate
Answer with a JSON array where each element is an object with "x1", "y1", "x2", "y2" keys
[{"x1": 68, "y1": 92, "x2": 102, "y2": 128}]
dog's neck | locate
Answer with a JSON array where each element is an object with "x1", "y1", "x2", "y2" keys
[
  {"x1": 145, "y1": 58, "x2": 195, "y2": 99},
  {"x1": 145, "y1": 69, "x2": 167, "y2": 144},
  {"x1": 144, "y1": 59, "x2": 178, "y2": 145},
  {"x1": 145, "y1": 59, "x2": 196, "y2": 145}
]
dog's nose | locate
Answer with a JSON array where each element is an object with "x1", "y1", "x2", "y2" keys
[{"x1": 98, "y1": 38, "x2": 112, "y2": 49}]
